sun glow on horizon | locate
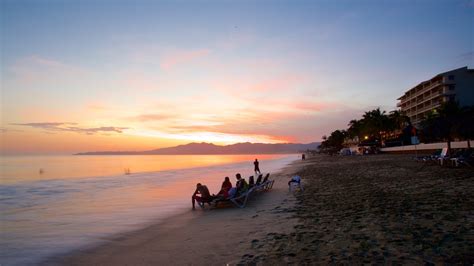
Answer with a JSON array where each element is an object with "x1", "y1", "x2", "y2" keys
[
  {"x1": 126, "y1": 129, "x2": 291, "y2": 145},
  {"x1": 2, "y1": 1, "x2": 472, "y2": 154}
]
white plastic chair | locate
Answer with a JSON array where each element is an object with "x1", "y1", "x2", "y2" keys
[{"x1": 289, "y1": 181, "x2": 304, "y2": 192}]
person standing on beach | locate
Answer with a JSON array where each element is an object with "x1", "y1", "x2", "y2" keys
[
  {"x1": 192, "y1": 183, "x2": 212, "y2": 210},
  {"x1": 254, "y1": 158, "x2": 261, "y2": 175}
]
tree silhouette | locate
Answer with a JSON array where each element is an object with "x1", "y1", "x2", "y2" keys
[
  {"x1": 453, "y1": 105, "x2": 474, "y2": 148},
  {"x1": 421, "y1": 101, "x2": 467, "y2": 154},
  {"x1": 320, "y1": 130, "x2": 347, "y2": 153},
  {"x1": 347, "y1": 119, "x2": 362, "y2": 140},
  {"x1": 388, "y1": 110, "x2": 410, "y2": 131}
]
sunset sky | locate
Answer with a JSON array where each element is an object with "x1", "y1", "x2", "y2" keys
[{"x1": 1, "y1": 0, "x2": 473, "y2": 155}]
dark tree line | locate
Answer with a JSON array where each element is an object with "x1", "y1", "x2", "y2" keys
[
  {"x1": 319, "y1": 102, "x2": 474, "y2": 153},
  {"x1": 421, "y1": 101, "x2": 474, "y2": 151},
  {"x1": 320, "y1": 108, "x2": 409, "y2": 153}
]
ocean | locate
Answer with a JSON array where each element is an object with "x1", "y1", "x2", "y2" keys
[{"x1": 0, "y1": 154, "x2": 297, "y2": 265}]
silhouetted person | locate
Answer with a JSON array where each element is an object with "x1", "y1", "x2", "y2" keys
[
  {"x1": 192, "y1": 183, "x2": 211, "y2": 210},
  {"x1": 302, "y1": 154, "x2": 306, "y2": 160},
  {"x1": 216, "y1": 176, "x2": 232, "y2": 198},
  {"x1": 254, "y1": 159, "x2": 261, "y2": 174},
  {"x1": 235, "y1": 173, "x2": 249, "y2": 195}
]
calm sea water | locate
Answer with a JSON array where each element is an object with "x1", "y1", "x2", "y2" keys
[{"x1": 0, "y1": 154, "x2": 297, "y2": 265}]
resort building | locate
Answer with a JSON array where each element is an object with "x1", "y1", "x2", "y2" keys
[{"x1": 397, "y1": 66, "x2": 474, "y2": 127}]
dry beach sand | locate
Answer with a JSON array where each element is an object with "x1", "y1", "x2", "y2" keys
[
  {"x1": 242, "y1": 154, "x2": 474, "y2": 264},
  {"x1": 46, "y1": 154, "x2": 473, "y2": 265}
]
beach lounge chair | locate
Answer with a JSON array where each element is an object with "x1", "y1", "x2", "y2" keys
[
  {"x1": 437, "y1": 147, "x2": 449, "y2": 166},
  {"x1": 414, "y1": 149, "x2": 441, "y2": 162},
  {"x1": 213, "y1": 173, "x2": 274, "y2": 208},
  {"x1": 229, "y1": 178, "x2": 275, "y2": 208},
  {"x1": 450, "y1": 149, "x2": 473, "y2": 167},
  {"x1": 262, "y1": 173, "x2": 270, "y2": 184},
  {"x1": 197, "y1": 197, "x2": 214, "y2": 208},
  {"x1": 229, "y1": 187, "x2": 256, "y2": 208},
  {"x1": 289, "y1": 176, "x2": 304, "y2": 192},
  {"x1": 289, "y1": 182, "x2": 303, "y2": 192}
]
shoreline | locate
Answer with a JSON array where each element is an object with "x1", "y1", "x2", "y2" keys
[
  {"x1": 42, "y1": 154, "x2": 473, "y2": 265},
  {"x1": 1, "y1": 153, "x2": 295, "y2": 185},
  {"x1": 42, "y1": 158, "x2": 307, "y2": 265}
]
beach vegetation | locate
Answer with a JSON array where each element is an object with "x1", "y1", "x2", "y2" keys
[
  {"x1": 321, "y1": 108, "x2": 410, "y2": 153},
  {"x1": 420, "y1": 101, "x2": 474, "y2": 153},
  {"x1": 319, "y1": 130, "x2": 347, "y2": 154},
  {"x1": 321, "y1": 103, "x2": 474, "y2": 154}
]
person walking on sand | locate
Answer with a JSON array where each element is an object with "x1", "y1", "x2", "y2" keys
[
  {"x1": 192, "y1": 183, "x2": 212, "y2": 210},
  {"x1": 254, "y1": 158, "x2": 261, "y2": 175}
]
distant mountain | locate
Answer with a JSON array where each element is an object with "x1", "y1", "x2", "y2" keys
[{"x1": 75, "y1": 142, "x2": 320, "y2": 155}]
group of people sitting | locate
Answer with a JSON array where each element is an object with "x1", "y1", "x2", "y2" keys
[{"x1": 191, "y1": 173, "x2": 270, "y2": 210}]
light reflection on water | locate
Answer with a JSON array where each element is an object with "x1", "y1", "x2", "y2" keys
[
  {"x1": 0, "y1": 154, "x2": 297, "y2": 265},
  {"x1": 1, "y1": 154, "x2": 290, "y2": 184}
]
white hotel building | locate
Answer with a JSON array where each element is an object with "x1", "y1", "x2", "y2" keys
[{"x1": 397, "y1": 66, "x2": 474, "y2": 127}]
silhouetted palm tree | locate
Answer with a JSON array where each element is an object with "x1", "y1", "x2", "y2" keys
[
  {"x1": 421, "y1": 101, "x2": 464, "y2": 154},
  {"x1": 347, "y1": 119, "x2": 362, "y2": 140},
  {"x1": 360, "y1": 108, "x2": 390, "y2": 143},
  {"x1": 388, "y1": 110, "x2": 410, "y2": 131},
  {"x1": 453, "y1": 105, "x2": 474, "y2": 148},
  {"x1": 320, "y1": 130, "x2": 347, "y2": 153}
]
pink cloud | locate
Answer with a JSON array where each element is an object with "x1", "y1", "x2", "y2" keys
[
  {"x1": 160, "y1": 49, "x2": 211, "y2": 70},
  {"x1": 12, "y1": 122, "x2": 128, "y2": 135},
  {"x1": 129, "y1": 96, "x2": 346, "y2": 140},
  {"x1": 28, "y1": 55, "x2": 66, "y2": 67},
  {"x1": 262, "y1": 99, "x2": 344, "y2": 113},
  {"x1": 250, "y1": 74, "x2": 308, "y2": 93},
  {"x1": 211, "y1": 74, "x2": 310, "y2": 106},
  {"x1": 133, "y1": 113, "x2": 178, "y2": 121},
  {"x1": 7, "y1": 55, "x2": 89, "y2": 85}
]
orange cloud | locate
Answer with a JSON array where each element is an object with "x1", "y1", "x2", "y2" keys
[
  {"x1": 0, "y1": 130, "x2": 185, "y2": 155},
  {"x1": 121, "y1": 94, "x2": 343, "y2": 144},
  {"x1": 133, "y1": 113, "x2": 177, "y2": 121},
  {"x1": 259, "y1": 99, "x2": 344, "y2": 114},
  {"x1": 128, "y1": 128, "x2": 290, "y2": 145}
]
